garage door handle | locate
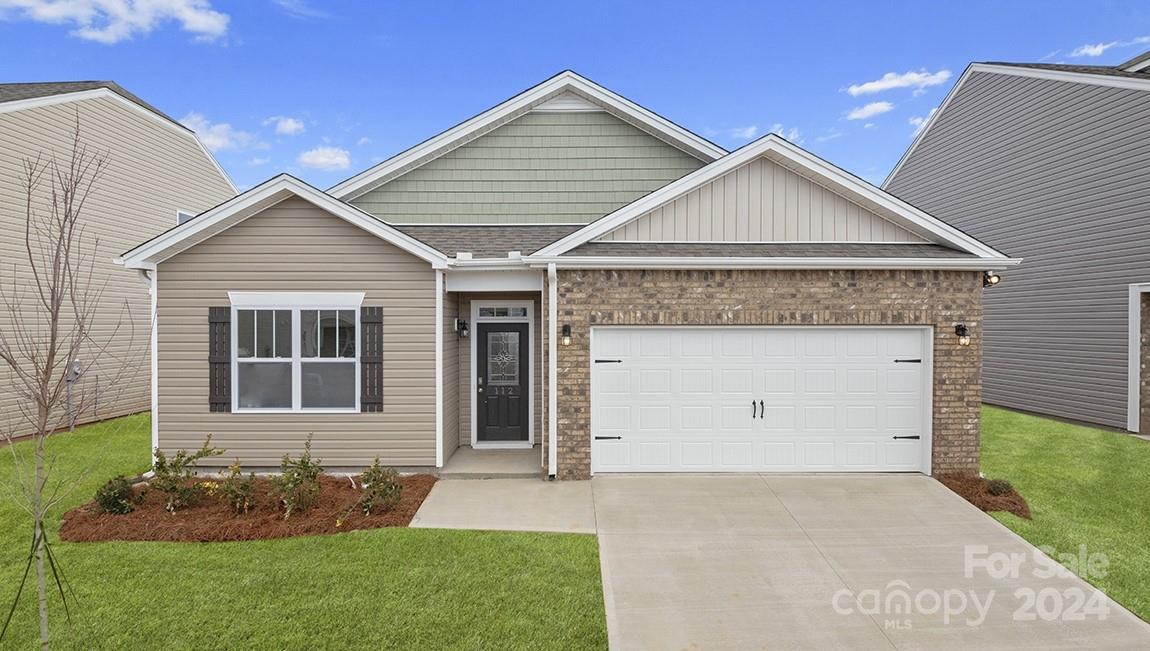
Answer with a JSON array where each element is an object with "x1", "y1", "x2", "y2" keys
[
  {"x1": 595, "y1": 436, "x2": 623, "y2": 440},
  {"x1": 894, "y1": 359, "x2": 922, "y2": 363},
  {"x1": 892, "y1": 435, "x2": 921, "y2": 440},
  {"x1": 595, "y1": 359, "x2": 623, "y2": 364}
]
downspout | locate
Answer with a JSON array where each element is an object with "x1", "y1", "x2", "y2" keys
[
  {"x1": 138, "y1": 268, "x2": 158, "y2": 468},
  {"x1": 547, "y1": 264, "x2": 558, "y2": 478}
]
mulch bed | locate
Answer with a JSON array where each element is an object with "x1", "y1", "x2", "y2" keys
[
  {"x1": 937, "y1": 474, "x2": 1032, "y2": 520},
  {"x1": 60, "y1": 474, "x2": 437, "y2": 543}
]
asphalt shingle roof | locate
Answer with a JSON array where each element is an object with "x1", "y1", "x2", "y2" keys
[
  {"x1": 393, "y1": 224, "x2": 584, "y2": 258},
  {"x1": 982, "y1": 60, "x2": 1150, "y2": 81},
  {"x1": 0, "y1": 81, "x2": 181, "y2": 127}
]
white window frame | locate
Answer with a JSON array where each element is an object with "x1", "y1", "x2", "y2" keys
[
  {"x1": 470, "y1": 300, "x2": 535, "y2": 449},
  {"x1": 229, "y1": 292, "x2": 365, "y2": 414}
]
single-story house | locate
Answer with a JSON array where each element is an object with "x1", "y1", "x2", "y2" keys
[
  {"x1": 119, "y1": 71, "x2": 1018, "y2": 479},
  {"x1": 884, "y1": 53, "x2": 1150, "y2": 434}
]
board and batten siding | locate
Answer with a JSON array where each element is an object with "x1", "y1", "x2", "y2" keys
[
  {"x1": 599, "y1": 157, "x2": 924, "y2": 242},
  {"x1": 886, "y1": 70, "x2": 1150, "y2": 429},
  {"x1": 156, "y1": 197, "x2": 437, "y2": 468},
  {"x1": 349, "y1": 111, "x2": 705, "y2": 225},
  {"x1": 0, "y1": 95, "x2": 234, "y2": 436}
]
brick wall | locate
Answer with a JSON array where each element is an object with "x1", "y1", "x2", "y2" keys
[
  {"x1": 1141, "y1": 294, "x2": 1149, "y2": 435},
  {"x1": 553, "y1": 268, "x2": 984, "y2": 479}
]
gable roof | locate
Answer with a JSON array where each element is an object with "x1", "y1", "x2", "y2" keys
[
  {"x1": 883, "y1": 60, "x2": 1150, "y2": 188},
  {"x1": 393, "y1": 224, "x2": 583, "y2": 258},
  {"x1": 532, "y1": 134, "x2": 1013, "y2": 263},
  {"x1": 328, "y1": 70, "x2": 726, "y2": 201},
  {"x1": 118, "y1": 174, "x2": 449, "y2": 270}
]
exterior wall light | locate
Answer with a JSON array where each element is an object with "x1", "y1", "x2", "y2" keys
[
  {"x1": 955, "y1": 324, "x2": 971, "y2": 346},
  {"x1": 455, "y1": 318, "x2": 469, "y2": 338},
  {"x1": 561, "y1": 324, "x2": 572, "y2": 346},
  {"x1": 983, "y1": 271, "x2": 1001, "y2": 287}
]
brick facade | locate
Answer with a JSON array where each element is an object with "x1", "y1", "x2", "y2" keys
[
  {"x1": 551, "y1": 268, "x2": 984, "y2": 480},
  {"x1": 1141, "y1": 294, "x2": 1149, "y2": 435}
]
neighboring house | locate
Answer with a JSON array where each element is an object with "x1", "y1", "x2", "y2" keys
[
  {"x1": 119, "y1": 71, "x2": 1016, "y2": 479},
  {"x1": 884, "y1": 53, "x2": 1150, "y2": 434},
  {"x1": 0, "y1": 81, "x2": 235, "y2": 434}
]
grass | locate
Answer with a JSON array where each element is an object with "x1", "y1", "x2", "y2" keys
[
  {"x1": 981, "y1": 405, "x2": 1150, "y2": 622},
  {"x1": 0, "y1": 415, "x2": 607, "y2": 649}
]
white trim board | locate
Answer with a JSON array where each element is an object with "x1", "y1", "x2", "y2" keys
[
  {"x1": 470, "y1": 300, "x2": 535, "y2": 450},
  {"x1": 525, "y1": 256, "x2": 1018, "y2": 271},
  {"x1": 534, "y1": 134, "x2": 1012, "y2": 261},
  {"x1": 327, "y1": 70, "x2": 726, "y2": 200},
  {"x1": 883, "y1": 62, "x2": 1150, "y2": 189},
  {"x1": 0, "y1": 87, "x2": 237, "y2": 194},
  {"x1": 117, "y1": 174, "x2": 449, "y2": 270},
  {"x1": 1128, "y1": 283, "x2": 1150, "y2": 433}
]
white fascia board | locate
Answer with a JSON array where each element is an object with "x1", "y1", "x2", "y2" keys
[
  {"x1": 884, "y1": 63, "x2": 1150, "y2": 188},
  {"x1": 1128, "y1": 283, "x2": 1150, "y2": 432},
  {"x1": 328, "y1": 71, "x2": 725, "y2": 200},
  {"x1": 119, "y1": 174, "x2": 449, "y2": 270},
  {"x1": 227, "y1": 291, "x2": 366, "y2": 308},
  {"x1": 524, "y1": 255, "x2": 1020, "y2": 271},
  {"x1": 536, "y1": 134, "x2": 1010, "y2": 260},
  {"x1": 445, "y1": 269, "x2": 543, "y2": 292},
  {"x1": 0, "y1": 87, "x2": 237, "y2": 194}
]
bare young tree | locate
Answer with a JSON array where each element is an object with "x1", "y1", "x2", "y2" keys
[{"x1": 0, "y1": 119, "x2": 139, "y2": 649}]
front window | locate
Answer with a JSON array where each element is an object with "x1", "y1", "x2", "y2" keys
[{"x1": 231, "y1": 294, "x2": 362, "y2": 412}]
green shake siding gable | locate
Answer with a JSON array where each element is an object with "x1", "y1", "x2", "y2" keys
[{"x1": 349, "y1": 111, "x2": 707, "y2": 225}]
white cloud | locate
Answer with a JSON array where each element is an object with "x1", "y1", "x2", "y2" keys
[
  {"x1": 297, "y1": 146, "x2": 350, "y2": 171},
  {"x1": 847, "y1": 69, "x2": 951, "y2": 96},
  {"x1": 264, "y1": 115, "x2": 306, "y2": 136},
  {"x1": 356, "y1": 136, "x2": 371, "y2": 146},
  {"x1": 814, "y1": 128, "x2": 843, "y2": 143},
  {"x1": 272, "y1": 0, "x2": 328, "y2": 19},
  {"x1": 729, "y1": 125, "x2": 758, "y2": 139},
  {"x1": 1069, "y1": 35, "x2": 1150, "y2": 58},
  {"x1": 769, "y1": 123, "x2": 802, "y2": 143},
  {"x1": 846, "y1": 102, "x2": 893, "y2": 121},
  {"x1": 180, "y1": 112, "x2": 254, "y2": 152},
  {"x1": 247, "y1": 156, "x2": 270, "y2": 166},
  {"x1": 863, "y1": 123, "x2": 875, "y2": 129},
  {"x1": 0, "y1": 0, "x2": 229, "y2": 44},
  {"x1": 908, "y1": 108, "x2": 938, "y2": 136}
]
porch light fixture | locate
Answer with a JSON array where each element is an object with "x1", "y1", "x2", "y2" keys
[
  {"x1": 455, "y1": 318, "x2": 469, "y2": 338},
  {"x1": 561, "y1": 324, "x2": 572, "y2": 346},
  {"x1": 955, "y1": 324, "x2": 971, "y2": 346},
  {"x1": 983, "y1": 271, "x2": 1001, "y2": 288}
]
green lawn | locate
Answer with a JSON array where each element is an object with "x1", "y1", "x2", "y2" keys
[
  {"x1": 0, "y1": 415, "x2": 607, "y2": 649},
  {"x1": 981, "y1": 405, "x2": 1150, "y2": 622}
]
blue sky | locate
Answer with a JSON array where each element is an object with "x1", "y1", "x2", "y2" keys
[{"x1": 2, "y1": 1, "x2": 1148, "y2": 190}]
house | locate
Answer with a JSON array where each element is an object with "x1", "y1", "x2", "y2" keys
[
  {"x1": 0, "y1": 81, "x2": 235, "y2": 433},
  {"x1": 884, "y1": 53, "x2": 1150, "y2": 435},
  {"x1": 119, "y1": 72, "x2": 1017, "y2": 479}
]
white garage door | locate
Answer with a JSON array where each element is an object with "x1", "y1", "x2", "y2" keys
[{"x1": 591, "y1": 327, "x2": 930, "y2": 473}]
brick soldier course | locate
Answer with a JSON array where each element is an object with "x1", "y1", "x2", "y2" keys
[{"x1": 549, "y1": 268, "x2": 984, "y2": 480}]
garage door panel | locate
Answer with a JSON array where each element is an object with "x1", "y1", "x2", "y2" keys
[{"x1": 591, "y1": 327, "x2": 928, "y2": 473}]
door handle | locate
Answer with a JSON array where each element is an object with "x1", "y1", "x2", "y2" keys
[
  {"x1": 595, "y1": 436, "x2": 623, "y2": 440},
  {"x1": 752, "y1": 400, "x2": 757, "y2": 419},
  {"x1": 892, "y1": 435, "x2": 921, "y2": 440},
  {"x1": 759, "y1": 400, "x2": 764, "y2": 419}
]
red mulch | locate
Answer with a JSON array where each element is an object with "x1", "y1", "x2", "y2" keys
[
  {"x1": 59, "y1": 474, "x2": 437, "y2": 543},
  {"x1": 937, "y1": 474, "x2": 1031, "y2": 520}
]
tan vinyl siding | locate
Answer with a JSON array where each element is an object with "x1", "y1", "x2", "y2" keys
[
  {"x1": 0, "y1": 95, "x2": 233, "y2": 435},
  {"x1": 886, "y1": 70, "x2": 1150, "y2": 429},
  {"x1": 156, "y1": 197, "x2": 437, "y2": 468},
  {"x1": 442, "y1": 292, "x2": 460, "y2": 463},
  {"x1": 600, "y1": 156, "x2": 924, "y2": 243},
  {"x1": 349, "y1": 111, "x2": 705, "y2": 224},
  {"x1": 456, "y1": 294, "x2": 542, "y2": 446}
]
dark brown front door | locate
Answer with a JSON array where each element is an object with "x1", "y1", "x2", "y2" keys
[{"x1": 477, "y1": 322, "x2": 529, "y2": 442}]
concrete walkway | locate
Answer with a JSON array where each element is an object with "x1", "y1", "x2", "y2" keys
[{"x1": 411, "y1": 474, "x2": 1150, "y2": 649}]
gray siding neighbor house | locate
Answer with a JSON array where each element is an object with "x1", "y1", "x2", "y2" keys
[{"x1": 884, "y1": 53, "x2": 1150, "y2": 433}]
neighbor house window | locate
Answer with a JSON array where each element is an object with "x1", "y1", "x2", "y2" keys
[{"x1": 230, "y1": 293, "x2": 363, "y2": 412}]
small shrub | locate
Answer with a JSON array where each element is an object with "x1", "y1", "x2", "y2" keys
[
  {"x1": 986, "y1": 478, "x2": 1014, "y2": 496},
  {"x1": 221, "y1": 460, "x2": 255, "y2": 515},
  {"x1": 272, "y1": 435, "x2": 323, "y2": 519},
  {"x1": 94, "y1": 475, "x2": 137, "y2": 515},
  {"x1": 360, "y1": 458, "x2": 402, "y2": 515},
  {"x1": 152, "y1": 435, "x2": 224, "y2": 513}
]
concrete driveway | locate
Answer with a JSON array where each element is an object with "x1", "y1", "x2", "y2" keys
[{"x1": 593, "y1": 474, "x2": 1150, "y2": 650}]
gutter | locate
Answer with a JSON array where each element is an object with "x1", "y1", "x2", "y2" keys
[{"x1": 522, "y1": 255, "x2": 1022, "y2": 271}]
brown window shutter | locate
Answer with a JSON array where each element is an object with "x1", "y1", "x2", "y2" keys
[
  {"x1": 208, "y1": 307, "x2": 231, "y2": 412},
  {"x1": 360, "y1": 306, "x2": 383, "y2": 412}
]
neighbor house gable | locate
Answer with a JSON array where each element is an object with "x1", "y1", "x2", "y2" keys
[
  {"x1": 534, "y1": 135, "x2": 1013, "y2": 262},
  {"x1": 118, "y1": 174, "x2": 449, "y2": 270},
  {"x1": 328, "y1": 71, "x2": 726, "y2": 210}
]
